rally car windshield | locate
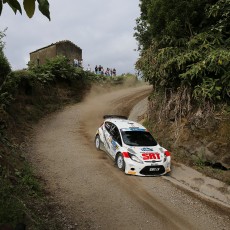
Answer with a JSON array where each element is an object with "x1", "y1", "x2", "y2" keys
[{"x1": 121, "y1": 131, "x2": 158, "y2": 146}]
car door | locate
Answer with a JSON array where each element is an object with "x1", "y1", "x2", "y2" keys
[
  {"x1": 108, "y1": 124, "x2": 122, "y2": 159},
  {"x1": 103, "y1": 122, "x2": 113, "y2": 154}
]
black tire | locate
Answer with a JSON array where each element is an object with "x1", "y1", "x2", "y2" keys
[
  {"x1": 116, "y1": 153, "x2": 125, "y2": 171},
  {"x1": 95, "y1": 135, "x2": 101, "y2": 151},
  {"x1": 165, "y1": 171, "x2": 171, "y2": 177}
]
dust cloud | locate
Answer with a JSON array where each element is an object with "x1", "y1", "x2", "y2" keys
[{"x1": 79, "y1": 81, "x2": 151, "y2": 143}]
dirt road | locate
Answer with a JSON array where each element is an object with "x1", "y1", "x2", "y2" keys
[{"x1": 30, "y1": 85, "x2": 230, "y2": 230}]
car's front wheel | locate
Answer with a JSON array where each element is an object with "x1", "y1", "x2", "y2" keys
[
  {"x1": 116, "y1": 153, "x2": 125, "y2": 171},
  {"x1": 95, "y1": 135, "x2": 101, "y2": 151}
]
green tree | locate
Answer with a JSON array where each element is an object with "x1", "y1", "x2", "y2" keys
[
  {"x1": 135, "y1": 0, "x2": 230, "y2": 101},
  {"x1": 0, "y1": 30, "x2": 11, "y2": 86},
  {"x1": 0, "y1": 0, "x2": 50, "y2": 20},
  {"x1": 134, "y1": 0, "x2": 212, "y2": 50}
]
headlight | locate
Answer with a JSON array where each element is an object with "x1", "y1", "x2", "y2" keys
[
  {"x1": 164, "y1": 151, "x2": 171, "y2": 162},
  {"x1": 129, "y1": 153, "x2": 143, "y2": 164}
]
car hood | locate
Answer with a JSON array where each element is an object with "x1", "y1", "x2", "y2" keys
[{"x1": 126, "y1": 145, "x2": 165, "y2": 162}]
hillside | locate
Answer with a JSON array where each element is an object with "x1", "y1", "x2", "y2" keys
[{"x1": 145, "y1": 91, "x2": 230, "y2": 184}]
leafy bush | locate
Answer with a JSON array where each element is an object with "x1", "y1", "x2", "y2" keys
[
  {"x1": 29, "y1": 55, "x2": 83, "y2": 83},
  {"x1": 135, "y1": 0, "x2": 230, "y2": 102},
  {"x1": 0, "y1": 70, "x2": 37, "y2": 108},
  {"x1": 0, "y1": 50, "x2": 11, "y2": 83},
  {"x1": 0, "y1": 38, "x2": 11, "y2": 86}
]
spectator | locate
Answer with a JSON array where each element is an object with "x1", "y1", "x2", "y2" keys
[
  {"x1": 78, "y1": 60, "x2": 83, "y2": 68},
  {"x1": 98, "y1": 65, "x2": 102, "y2": 74},
  {"x1": 95, "y1": 65, "x2": 98, "y2": 74},
  {"x1": 105, "y1": 68, "x2": 110, "y2": 76},
  {"x1": 73, "y1": 58, "x2": 78, "y2": 67},
  {"x1": 101, "y1": 67, "x2": 104, "y2": 75},
  {"x1": 86, "y1": 64, "x2": 91, "y2": 72},
  {"x1": 112, "y1": 68, "x2": 116, "y2": 76}
]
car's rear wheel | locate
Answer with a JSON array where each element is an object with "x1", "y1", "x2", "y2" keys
[
  {"x1": 116, "y1": 153, "x2": 125, "y2": 171},
  {"x1": 95, "y1": 135, "x2": 101, "y2": 150}
]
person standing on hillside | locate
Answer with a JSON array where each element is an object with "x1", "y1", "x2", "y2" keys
[
  {"x1": 98, "y1": 65, "x2": 102, "y2": 75},
  {"x1": 73, "y1": 58, "x2": 78, "y2": 67},
  {"x1": 105, "y1": 68, "x2": 110, "y2": 76},
  {"x1": 86, "y1": 64, "x2": 91, "y2": 72},
  {"x1": 112, "y1": 68, "x2": 116, "y2": 76},
  {"x1": 95, "y1": 65, "x2": 98, "y2": 74}
]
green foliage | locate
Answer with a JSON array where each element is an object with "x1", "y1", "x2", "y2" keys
[
  {"x1": 0, "y1": 161, "x2": 43, "y2": 226},
  {"x1": 193, "y1": 78, "x2": 222, "y2": 100},
  {"x1": 0, "y1": 0, "x2": 50, "y2": 20},
  {"x1": 0, "y1": 180, "x2": 25, "y2": 225},
  {"x1": 0, "y1": 30, "x2": 11, "y2": 86},
  {"x1": 23, "y1": 0, "x2": 36, "y2": 18},
  {"x1": 0, "y1": 29, "x2": 6, "y2": 49},
  {"x1": 135, "y1": 0, "x2": 230, "y2": 102},
  {"x1": 19, "y1": 163, "x2": 41, "y2": 193},
  {"x1": 0, "y1": 70, "x2": 35, "y2": 107},
  {"x1": 192, "y1": 148, "x2": 207, "y2": 167},
  {"x1": 0, "y1": 49, "x2": 11, "y2": 85},
  {"x1": 28, "y1": 55, "x2": 82, "y2": 83},
  {"x1": 0, "y1": 133, "x2": 41, "y2": 226},
  {"x1": 134, "y1": 0, "x2": 208, "y2": 50}
]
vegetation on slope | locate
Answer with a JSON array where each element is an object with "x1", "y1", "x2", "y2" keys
[
  {"x1": 135, "y1": 0, "x2": 230, "y2": 182},
  {"x1": 135, "y1": 0, "x2": 229, "y2": 102}
]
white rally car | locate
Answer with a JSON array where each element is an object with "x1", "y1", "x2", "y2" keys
[{"x1": 95, "y1": 115, "x2": 171, "y2": 176}]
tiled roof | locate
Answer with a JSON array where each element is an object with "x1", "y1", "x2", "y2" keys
[{"x1": 30, "y1": 40, "x2": 81, "y2": 54}]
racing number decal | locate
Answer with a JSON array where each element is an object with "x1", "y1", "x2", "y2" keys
[{"x1": 142, "y1": 153, "x2": 160, "y2": 160}]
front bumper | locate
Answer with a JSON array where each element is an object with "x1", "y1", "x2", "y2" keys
[{"x1": 124, "y1": 159, "x2": 171, "y2": 176}]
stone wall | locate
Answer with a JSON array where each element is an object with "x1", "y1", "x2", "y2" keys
[
  {"x1": 56, "y1": 42, "x2": 82, "y2": 63},
  {"x1": 30, "y1": 40, "x2": 82, "y2": 66},
  {"x1": 30, "y1": 45, "x2": 56, "y2": 66}
]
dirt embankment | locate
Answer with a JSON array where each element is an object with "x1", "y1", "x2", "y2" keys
[
  {"x1": 130, "y1": 97, "x2": 230, "y2": 207},
  {"x1": 29, "y1": 84, "x2": 230, "y2": 230},
  {"x1": 144, "y1": 92, "x2": 230, "y2": 185}
]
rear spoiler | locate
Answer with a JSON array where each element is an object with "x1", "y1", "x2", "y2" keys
[{"x1": 103, "y1": 115, "x2": 128, "y2": 120}]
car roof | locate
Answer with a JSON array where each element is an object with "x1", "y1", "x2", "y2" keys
[{"x1": 104, "y1": 117, "x2": 147, "y2": 131}]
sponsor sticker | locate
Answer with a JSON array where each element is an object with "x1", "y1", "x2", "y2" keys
[
  {"x1": 141, "y1": 147, "x2": 153, "y2": 151},
  {"x1": 121, "y1": 128, "x2": 146, "y2": 131},
  {"x1": 111, "y1": 140, "x2": 118, "y2": 151},
  {"x1": 142, "y1": 153, "x2": 161, "y2": 160}
]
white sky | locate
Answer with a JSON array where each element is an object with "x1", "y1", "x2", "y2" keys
[{"x1": 0, "y1": 0, "x2": 140, "y2": 75}]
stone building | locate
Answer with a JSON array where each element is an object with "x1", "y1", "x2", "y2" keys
[{"x1": 29, "y1": 40, "x2": 82, "y2": 66}]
